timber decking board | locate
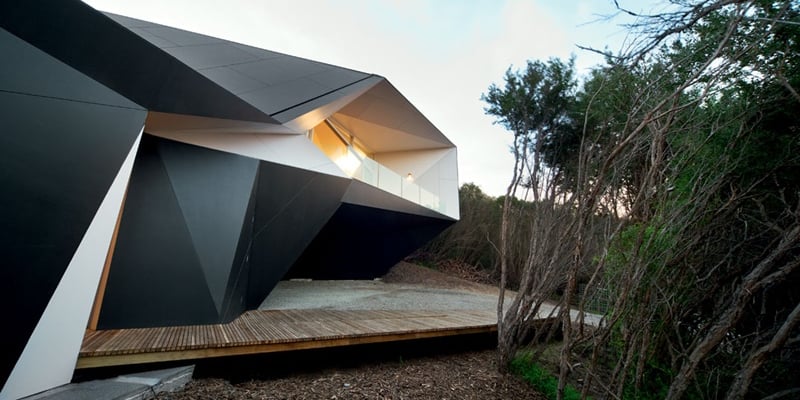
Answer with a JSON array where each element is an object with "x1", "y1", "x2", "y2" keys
[{"x1": 77, "y1": 309, "x2": 497, "y2": 368}]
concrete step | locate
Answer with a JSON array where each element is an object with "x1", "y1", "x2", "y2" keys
[{"x1": 23, "y1": 366, "x2": 193, "y2": 400}]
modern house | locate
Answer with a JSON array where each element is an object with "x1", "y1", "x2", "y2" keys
[{"x1": 0, "y1": 1, "x2": 458, "y2": 398}]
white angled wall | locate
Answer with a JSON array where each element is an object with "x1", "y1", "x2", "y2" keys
[
  {"x1": 0, "y1": 132, "x2": 142, "y2": 400},
  {"x1": 436, "y1": 149, "x2": 459, "y2": 219},
  {"x1": 375, "y1": 148, "x2": 460, "y2": 219},
  {"x1": 148, "y1": 130, "x2": 348, "y2": 179}
]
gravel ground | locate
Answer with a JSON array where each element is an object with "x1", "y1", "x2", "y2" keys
[
  {"x1": 161, "y1": 349, "x2": 545, "y2": 400},
  {"x1": 260, "y1": 261, "x2": 508, "y2": 312},
  {"x1": 259, "y1": 280, "x2": 500, "y2": 311}
]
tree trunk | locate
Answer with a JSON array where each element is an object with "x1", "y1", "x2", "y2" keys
[
  {"x1": 497, "y1": 132, "x2": 525, "y2": 372},
  {"x1": 725, "y1": 300, "x2": 800, "y2": 400},
  {"x1": 666, "y1": 227, "x2": 800, "y2": 400}
]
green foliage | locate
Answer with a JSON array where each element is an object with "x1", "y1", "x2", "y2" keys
[
  {"x1": 482, "y1": 57, "x2": 577, "y2": 139},
  {"x1": 481, "y1": 2, "x2": 800, "y2": 398},
  {"x1": 511, "y1": 354, "x2": 585, "y2": 400},
  {"x1": 597, "y1": 22, "x2": 800, "y2": 397},
  {"x1": 620, "y1": 372, "x2": 672, "y2": 400},
  {"x1": 482, "y1": 57, "x2": 578, "y2": 196}
]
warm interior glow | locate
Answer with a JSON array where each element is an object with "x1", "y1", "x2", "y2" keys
[
  {"x1": 351, "y1": 140, "x2": 370, "y2": 159},
  {"x1": 335, "y1": 149, "x2": 361, "y2": 176},
  {"x1": 306, "y1": 119, "x2": 444, "y2": 214},
  {"x1": 311, "y1": 122, "x2": 347, "y2": 161},
  {"x1": 310, "y1": 120, "x2": 371, "y2": 177}
]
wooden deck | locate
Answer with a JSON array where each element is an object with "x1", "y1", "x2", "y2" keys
[{"x1": 77, "y1": 309, "x2": 497, "y2": 369}]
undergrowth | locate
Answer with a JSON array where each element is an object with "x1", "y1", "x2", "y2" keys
[{"x1": 511, "y1": 354, "x2": 586, "y2": 400}]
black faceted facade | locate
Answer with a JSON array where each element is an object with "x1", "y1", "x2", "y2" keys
[{"x1": 1, "y1": 1, "x2": 458, "y2": 398}]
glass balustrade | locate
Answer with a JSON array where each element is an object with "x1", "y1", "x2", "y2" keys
[
  {"x1": 310, "y1": 120, "x2": 445, "y2": 215},
  {"x1": 352, "y1": 157, "x2": 445, "y2": 214}
]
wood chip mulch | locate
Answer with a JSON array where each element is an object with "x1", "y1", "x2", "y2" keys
[{"x1": 161, "y1": 349, "x2": 545, "y2": 400}]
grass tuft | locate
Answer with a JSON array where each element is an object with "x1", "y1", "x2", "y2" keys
[{"x1": 511, "y1": 354, "x2": 585, "y2": 400}]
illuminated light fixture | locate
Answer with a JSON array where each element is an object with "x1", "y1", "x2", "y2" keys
[
  {"x1": 335, "y1": 148, "x2": 361, "y2": 176},
  {"x1": 406, "y1": 172, "x2": 414, "y2": 182}
]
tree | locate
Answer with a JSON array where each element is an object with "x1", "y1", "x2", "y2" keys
[
  {"x1": 484, "y1": 1, "x2": 800, "y2": 399},
  {"x1": 482, "y1": 57, "x2": 578, "y2": 372}
]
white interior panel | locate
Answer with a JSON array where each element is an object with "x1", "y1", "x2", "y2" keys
[
  {"x1": 335, "y1": 80, "x2": 453, "y2": 147},
  {"x1": 373, "y1": 148, "x2": 450, "y2": 181},
  {"x1": 1, "y1": 132, "x2": 142, "y2": 400},
  {"x1": 148, "y1": 130, "x2": 348, "y2": 178},
  {"x1": 438, "y1": 149, "x2": 460, "y2": 219},
  {"x1": 441, "y1": 178, "x2": 460, "y2": 219},
  {"x1": 437, "y1": 149, "x2": 459, "y2": 180},
  {"x1": 415, "y1": 168, "x2": 440, "y2": 197},
  {"x1": 376, "y1": 148, "x2": 459, "y2": 219},
  {"x1": 332, "y1": 113, "x2": 450, "y2": 152}
]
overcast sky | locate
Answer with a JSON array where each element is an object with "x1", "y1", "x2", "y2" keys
[{"x1": 83, "y1": 0, "x2": 636, "y2": 197}]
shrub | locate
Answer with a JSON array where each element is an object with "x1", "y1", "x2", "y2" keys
[{"x1": 511, "y1": 354, "x2": 584, "y2": 400}]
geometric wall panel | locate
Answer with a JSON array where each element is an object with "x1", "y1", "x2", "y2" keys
[
  {"x1": 159, "y1": 137, "x2": 259, "y2": 315},
  {"x1": 246, "y1": 162, "x2": 352, "y2": 309},
  {"x1": 0, "y1": 1, "x2": 276, "y2": 125},
  {"x1": 96, "y1": 136, "x2": 358, "y2": 329},
  {"x1": 287, "y1": 181, "x2": 454, "y2": 280},
  {"x1": 0, "y1": 133, "x2": 142, "y2": 400},
  {"x1": 98, "y1": 135, "x2": 259, "y2": 329},
  {"x1": 104, "y1": 12, "x2": 374, "y2": 124},
  {"x1": 0, "y1": 29, "x2": 146, "y2": 392}
]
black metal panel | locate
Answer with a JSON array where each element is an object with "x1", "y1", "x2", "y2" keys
[
  {"x1": 270, "y1": 75, "x2": 382, "y2": 124},
  {"x1": 0, "y1": 34, "x2": 145, "y2": 386},
  {"x1": 98, "y1": 136, "x2": 220, "y2": 329},
  {"x1": 195, "y1": 66, "x2": 267, "y2": 95},
  {"x1": 245, "y1": 163, "x2": 351, "y2": 308},
  {"x1": 288, "y1": 203, "x2": 454, "y2": 280},
  {"x1": 239, "y1": 79, "x2": 330, "y2": 116},
  {"x1": 219, "y1": 178, "x2": 259, "y2": 322},
  {"x1": 0, "y1": 29, "x2": 140, "y2": 109},
  {"x1": 0, "y1": 0, "x2": 276, "y2": 124},
  {"x1": 103, "y1": 12, "x2": 373, "y2": 120},
  {"x1": 157, "y1": 137, "x2": 260, "y2": 314},
  {"x1": 161, "y1": 43, "x2": 259, "y2": 70}
]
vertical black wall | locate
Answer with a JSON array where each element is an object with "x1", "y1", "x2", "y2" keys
[
  {"x1": 287, "y1": 181, "x2": 456, "y2": 280},
  {"x1": 245, "y1": 162, "x2": 351, "y2": 308},
  {"x1": 96, "y1": 136, "x2": 355, "y2": 328},
  {"x1": 0, "y1": 28, "x2": 145, "y2": 387},
  {"x1": 98, "y1": 135, "x2": 260, "y2": 329}
]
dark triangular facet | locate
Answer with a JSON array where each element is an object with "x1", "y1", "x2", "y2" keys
[
  {"x1": 0, "y1": 29, "x2": 145, "y2": 387},
  {"x1": 157, "y1": 137, "x2": 259, "y2": 313},
  {"x1": 0, "y1": 2, "x2": 276, "y2": 123},
  {"x1": 288, "y1": 185, "x2": 455, "y2": 280},
  {"x1": 104, "y1": 12, "x2": 373, "y2": 119},
  {"x1": 245, "y1": 162, "x2": 351, "y2": 308},
  {"x1": 219, "y1": 175, "x2": 259, "y2": 323},
  {"x1": 98, "y1": 135, "x2": 218, "y2": 329}
]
